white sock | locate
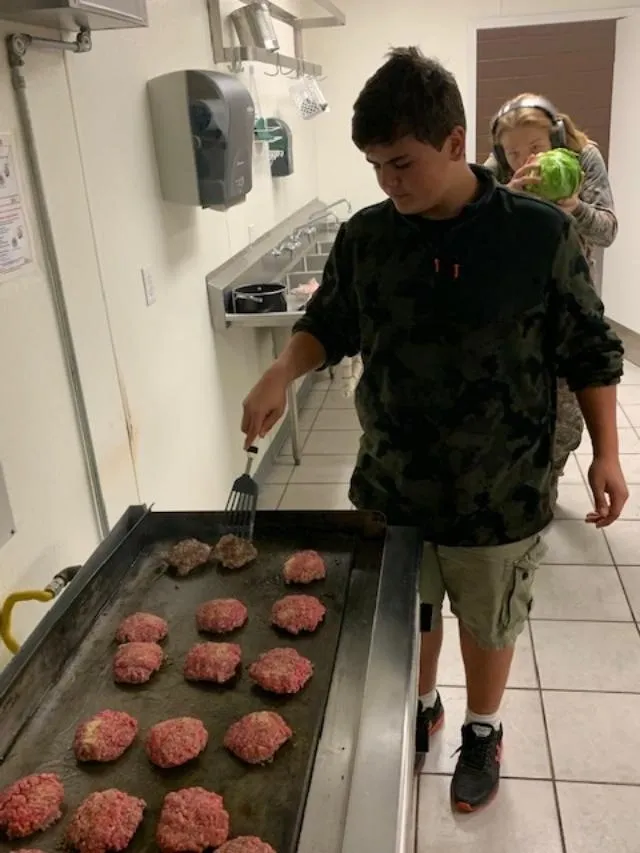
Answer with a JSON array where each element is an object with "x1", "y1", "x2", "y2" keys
[
  {"x1": 465, "y1": 708, "x2": 501, "y2": 735},
  {"x1": 419, "y1": 688, "x2": 438, "y2": 709}
]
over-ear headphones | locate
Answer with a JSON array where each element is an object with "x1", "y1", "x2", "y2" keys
[{"x1": 491, "y1": 94, "x2": 566, "y2": 175}]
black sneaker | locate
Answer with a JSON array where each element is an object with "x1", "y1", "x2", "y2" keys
[
  {"x1": 451, "y1": 723, "x2": 503, "y2": 812},
  {"x1": 415, "y1": 692, "x2": 445, "y2": 760}
]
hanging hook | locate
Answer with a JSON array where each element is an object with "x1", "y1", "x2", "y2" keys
[
  {"x1": 265, "y1": 55, "x2": 281, "y2": 76},
  {"x1": 281, "y1": 59, "x2": 297, "y2": 77}
]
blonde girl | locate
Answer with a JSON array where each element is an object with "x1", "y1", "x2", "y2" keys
[{"x1": 485, "y1": 94, "x2": 618, "y2": 507}]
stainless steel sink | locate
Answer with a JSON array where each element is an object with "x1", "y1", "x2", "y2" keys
[{"x1": 286, "y1": 239, "x2": 332, "y2": 280}]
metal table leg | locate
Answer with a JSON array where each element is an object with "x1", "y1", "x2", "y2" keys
[
  {"x1": 287, "y1": 383, "x2": 302, "y2": 465},
  {"x1": 271, "y1": 329, "x2": 302, "y2": 465}
]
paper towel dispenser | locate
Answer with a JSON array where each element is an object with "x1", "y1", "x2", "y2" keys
[{"x1": 147, "y1": 69, "x2": 255, "y2": 210}]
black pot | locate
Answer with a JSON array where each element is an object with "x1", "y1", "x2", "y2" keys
[{"x1": 231, "y1": 283, "x2": 287, "y2": 314}]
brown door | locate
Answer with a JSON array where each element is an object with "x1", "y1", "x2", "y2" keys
[{"x1": 475, "y1": 19, "x2": 617, "y2": 165}]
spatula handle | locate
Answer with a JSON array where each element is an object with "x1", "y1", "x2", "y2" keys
[{"x1": 244, "y1": 445, "x2": 258, "y2": 475}]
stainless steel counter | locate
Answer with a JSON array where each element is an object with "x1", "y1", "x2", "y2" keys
[
  {"x1": 207, "y1": 205, "x2": 339, "y2": 465},
  {"x1": 222, "y1": 309, "x2": 307, "y2": 329}
]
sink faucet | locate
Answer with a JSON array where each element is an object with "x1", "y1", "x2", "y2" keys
[
  {"x1": 283, "y1": 238, "x2": 302, "y2": 253},
  {"x1": 270, "y1": 225, "x2": 315, "y2": 260},
  {"x1": 306, "y1": 210, "x2": 340, "y2": 231},
  {"x1": 307, "y1": 198, "x2": 352, "y2": 226},
  {"x1": 295, "y1": 225, "x2": 317, "y2": 242},
  {"x1": 271, "y1": 239, "x2": 300, "y2": 258}
]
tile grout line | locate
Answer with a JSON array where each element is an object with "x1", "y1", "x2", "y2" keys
[
  {"x1": 547, "y1": 777, "x2": 640, "y2": 788},
  {"x1": 422, "y1": 770, "x2": 640, "y2": 787},
  {"x1": 437, "y1": 683, "x2": 640, "y2": 695},
  {"x1": 528, "y1": 617, "x2": 637, "y2": 624},
  {"x1": 596, "y1": 503, "x2": 640, "y2": 630},
  {"x1": 573, "y1": 449, "x2": 591, "y2": 494},
  {"x1": 273, "y1": 438, "x2": 309, "y2": 493},
  {"x1": 527, "y1": 618, "x2": 568, "y2": 853},
  {"x1": 275, "y1": 380, "x2": 338, "y2": 507},
  {"x1": 275, "y1": 429, "x2": 312, "y2": 508}
]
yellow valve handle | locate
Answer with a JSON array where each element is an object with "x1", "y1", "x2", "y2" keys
[
  {"x1": 0, "y1": 590, "x2": 54, "y2": 654},
  {"x1": 0, "y1": 566, "x2": 81, "y2": 655}
]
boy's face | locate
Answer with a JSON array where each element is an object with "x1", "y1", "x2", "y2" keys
[{"x1": 364, "y1": 130, "x2": 466, "y2": 216}]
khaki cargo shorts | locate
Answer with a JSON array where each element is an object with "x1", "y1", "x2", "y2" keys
[{"x1": 420, "y1": 535, "x2": 547, "y2": 649}]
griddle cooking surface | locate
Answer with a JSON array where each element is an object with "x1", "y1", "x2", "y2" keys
[{"x1": 0, "y1": 516, "x2": 357, "y2": 853}]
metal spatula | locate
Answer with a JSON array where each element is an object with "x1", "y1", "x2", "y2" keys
[{"x1": 223, "y1": 445, "x2": 259, "y2": 540}]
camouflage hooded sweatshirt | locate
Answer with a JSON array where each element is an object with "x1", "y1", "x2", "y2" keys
[{"x1": 293, "y1": 166, "x2": 623, "y2": 546}]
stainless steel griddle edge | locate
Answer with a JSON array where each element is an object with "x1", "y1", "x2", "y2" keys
[
  {"x1": 297, "y1": 525, "x2": 422, "y2": 853},
  {"x1": 0, "y1": 508, "x2": 422, "y2": 853}
]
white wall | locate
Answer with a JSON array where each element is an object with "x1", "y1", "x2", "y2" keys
[
  {"x1": 602, "y1": 12, "x2": 640, "y2": 331},
  {"x1": 0, "y1": 24, "x2": 106, "y2": 668},
  {"x1": 60, "y1": 0, "x2": 319, "y2": 510},
  {"x1": 305, "y1": 0, "x2": 640, "y2": 213},
  {"x1": 0, "y1": 0, "x2": 319, "y2": 665}
]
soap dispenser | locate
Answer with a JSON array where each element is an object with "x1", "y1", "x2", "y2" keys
[{"x1": 267, "y1": 118, "x2": 294, "y2": 178}]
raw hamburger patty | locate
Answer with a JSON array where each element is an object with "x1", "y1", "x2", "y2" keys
[
  {"x1": 168, "y1": 539, "x2": 212, "y2": 576},
  {"x1": 196, "y1": 598, "x2": 248, "y2": 634},
  {"x1": 224, "y1": 711, "x2": 292, "y2": 765},
  {"x1": 183, "y1": 642, "x2": 241, "y2": 683},
  {"x1": 156, "y1": 788, "x2": 229, "y2": 853},
  {"x1": 74, "y1": 709, "x2": 138, "y2": 762},
  {"x1": 213, "y1": 534, "x2": 257, "y2": 570},
  {"x1": 10, "y1": 849, "x2": 47, "y2": 852},
  {"x1": 115, "y1": 612, "x2": 168, "y2": 644},
  {"x1": 145, "y1": 717, "x2": 208, "y2": 768},
  {"x1": 271, "y1": 595, "x2": 326, "y2": 635},
  {"x1": 249, "y1": 647, "x2": 313, "y2": 694},
  {"x1": 65, "y1": 789, "x2": 145, "y2": 853},
  {"x1": 0, "y1": 773, "x2": 64, "y2": 839},
  {"x1": 217, "y1": 838, "x2": 276, "y2": 853},
  {"x1": 113, "y1": 642, "x2": 163, "y2": 684},
  {"x1": 283, "y1": 550, "x2": 326, "y2": 584}
]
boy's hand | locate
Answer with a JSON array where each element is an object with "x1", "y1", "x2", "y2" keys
[
  {"x1": 241, "y1": 366, "x2": 289, "y2": 450},
  {"x1": 585, "y1": 457, "x2": 628, "y2": 527}
]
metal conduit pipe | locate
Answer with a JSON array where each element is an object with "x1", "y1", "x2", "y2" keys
[{"x1": 6, "y1": 31, "x2": 110, "y2": 539}]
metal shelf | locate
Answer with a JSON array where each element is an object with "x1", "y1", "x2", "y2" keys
[
  {"x1": 223, "y1": 45, "x2": 321, "y2": 77},
  {"x1": 207, "y1": 0, "x2": 344, "y2": 77},
  {"x1": 0, "y1": 0, "x2": 148, "y2": 31},
  {"x1": 246, "y1": 0, "x2": 345, "y2": 30}
]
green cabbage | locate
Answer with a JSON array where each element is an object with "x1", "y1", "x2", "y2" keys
[{"x1": 525, "y1": 148, "x2": 583, "y2": 202}]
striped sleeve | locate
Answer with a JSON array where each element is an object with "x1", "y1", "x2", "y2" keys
[{"x1": 573, "y1": 144, "x2": 618, "y2": 248}]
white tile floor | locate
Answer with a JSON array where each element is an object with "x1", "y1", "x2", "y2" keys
[{"x1": 258, "y1": 361, "x2": 640, "y2": 853}]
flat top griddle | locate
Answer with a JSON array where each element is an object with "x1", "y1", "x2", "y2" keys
[{"x1": 0, "y1": 510, "x2": 386, "y2": 853}]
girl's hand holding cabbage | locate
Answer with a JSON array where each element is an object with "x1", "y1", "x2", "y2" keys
[
  {"x1": 507, "y1": 157, "x2": 541, "y2": 193},
  {"x1": 507, "y1": 148, "x2": 584, "y2": 208}
]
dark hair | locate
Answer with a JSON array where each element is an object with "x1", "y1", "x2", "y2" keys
[{"x1": 352, "y1": 46, "x2": 466, "y2": 150}]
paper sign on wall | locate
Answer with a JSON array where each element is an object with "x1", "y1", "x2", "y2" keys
[{"x1": 0, "y1": 133, "x2": 33, "y2": 278}]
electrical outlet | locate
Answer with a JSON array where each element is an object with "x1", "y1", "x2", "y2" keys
[{"x1": 141, "y1": 267, "x2": 156, "y2": 306}]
